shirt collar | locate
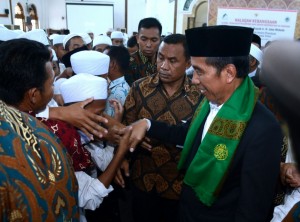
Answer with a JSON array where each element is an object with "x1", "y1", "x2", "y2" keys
[
  {"x1": 139, "y1": 50, "x2": 150, "y2": 64},
  {"x1": 248, "y1": 68, "x2": 257, "y2": 78},
  {"x1": 108, "y1": 76, "x2": 125, "y2": 89},
  {"x1": 148, "y1": 73, "x2": 193, "y2": 93},
  {"x1": 209, "y1": 102, "x2": 223, "y2": 113}
]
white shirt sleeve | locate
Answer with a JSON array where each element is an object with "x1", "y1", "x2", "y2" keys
[
  {"x1": 271, "y1": 188, "x2": 300, "y2": 222},
  {"x1": 75, "y1": 171, "x2": 113, "y2": 210},
  {"x1": 271, "y1": 137, "x2": 299, "y2": 221},
  {"x1": 84, "y1": 143, "x2": 114, "y2": 172}
]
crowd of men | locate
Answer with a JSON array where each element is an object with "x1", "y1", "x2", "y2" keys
[{"x1": 0, "y1": 17, "x2": 300, "y2": 222}]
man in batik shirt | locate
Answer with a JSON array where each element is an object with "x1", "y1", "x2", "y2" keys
[
  {"x1": 0, "y1": 100, "x2": 79, "y2": 221},
  {"x1": 123, "y1": 34, "x2": 202, "y2": 222},
  {"x1": 125, "y1": 17, "x2": 162, "y2": 86}
]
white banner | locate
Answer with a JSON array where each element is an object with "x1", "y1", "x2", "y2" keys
[{"x1": 217, "y1": 7, "x2": 298, "y2": 46}]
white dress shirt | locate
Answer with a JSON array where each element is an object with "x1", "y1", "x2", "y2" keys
[{"x1": 201, "y1": 102, "x2": 223, "y2": 141}]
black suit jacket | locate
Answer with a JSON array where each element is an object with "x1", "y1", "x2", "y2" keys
[{"x1": 147, "y1": 102, "x2": 282, "y2": 222}]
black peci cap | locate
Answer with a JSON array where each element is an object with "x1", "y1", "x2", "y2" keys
[
  {"x1": 252, "y1": 33, "x2": 261, "y2": 48},
  {"x1": 185, "y1": 25, "x2": 253, "y2": 57}
]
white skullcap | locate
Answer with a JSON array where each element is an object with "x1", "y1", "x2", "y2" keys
[
  {"x1": 53, "y1": 34, "x2": 66, "y2": 45},
  {"x1": 63, "y1": 33, "x2": 82, "y2": 49},
  {"x1": 0, "y1": 24, "x2": 7, "y2": 29},
  {"x1": 111, "y1": 31, "x2": 124, "y2": 39},
  {"x1": 93, "y1": 35, "x2": 112, "y2": 47},
  {"x1": 60, "y1": 73, "x2": 108, "y2": 103},
  {"x1": 54, "y1": 78, "x2": 67, "y2": 94},
  {"x1": 49, "y1": 33, "x2": 59, "y2": 40},
  {"x1": 18, "y1": 29, "x2": 49, "y2": 45},
  {"x1": 80, "y1": 32, "x2": 92, "y2": 45},
  {"x1": 86, "y1": 30, "x2": 93, "y2": 34},
  {"x1": 71, "y1": 50, "x2": 110, "y2": 76},
  {"x1": 51, "y1": 48, "x2": 58, "y2": 61},
  {"x1": 0, "y1": 29, "x2": 19, "y2": 41},
  {"x1": 250, "y1": 43, "x2": 263, "y2": 64},
  {"x1": 13, "y1": 30, "x2": 25, "y2": 35}
]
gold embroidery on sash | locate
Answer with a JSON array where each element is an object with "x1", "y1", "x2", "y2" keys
[{"x1": 214, "y1": 144, "x2": 228, "y2": 160}]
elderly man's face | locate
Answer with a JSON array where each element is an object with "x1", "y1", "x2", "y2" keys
[
  {"x1": 136, "y1": 27, "x2": 161, "y2": 58},
  {"x1": 191, "y1": 57, "x2": 228, "y2": 105},
  {"x1": 69, "y1": 37, "x2": 84, "y2": 51},
  {"x1": 157, "y1": 41, "x2": 190, "y2": 85}
]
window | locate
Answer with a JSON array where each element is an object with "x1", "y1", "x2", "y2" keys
[{"x1": 14, "y1": 3, "x2": 25, "y2": 31}]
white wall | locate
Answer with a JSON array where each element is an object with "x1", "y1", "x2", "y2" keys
[
  {"x1": 127, "y1": 0, "x2": 179, "y2": 36},
  {"x1": 0, "y1": 0, "x2": 11, "y2": 25},
  {"x1": 0, "y1": 0, "x2": 190, "y2": 36},
  {"x1": 48, "y1": 0, "x2": 66, "y2": 29},
  {"x1": 47, "y1": 0, "x2": 125, "y2": 33},
  {"x1": 0, "y1": 0, "x2": 125, "y2": 33},
  {"x1": 127, "y1": 0, "x2": 146, "y2": 36}
]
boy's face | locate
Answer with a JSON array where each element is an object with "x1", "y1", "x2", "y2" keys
[
  {"x1": 52, "y1": 61, "x2": 60, "y2": 77},
  {"x1": 84, "y1": 100, "x2": 106, "y2": 115}
]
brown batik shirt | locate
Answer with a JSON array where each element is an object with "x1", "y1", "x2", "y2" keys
[
  {"x1": 125, "y1": 50, "x2": 157, "y2": 86},
  {"x1": 123, "y1": 73, "x2": 202, "y2": 200}
]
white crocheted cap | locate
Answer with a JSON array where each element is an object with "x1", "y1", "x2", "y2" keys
[
  {"x1": 60, "y1": 73, "x2": 107, "y2": 103},
  {"x1": 0, "y1": 29, "x2": 19, "y2": 41},
  {"x1": 71, "y1": 50, "x2": 110, "y2": 76},
  {"x1": 18, "y1": 29, "x2": 49, "y2": 45},
  {"x1": 111, "y1": 31, "x2": 124, "y2": 39},
  {"x1": 93, "y1": 35, "x2": 112, "y2": 47},
  {"x1": 53, "y1": 34, "x2": 66, "y2": 45},
  {"x1": 250, "y1": 43, "x2": 263, "y2": 64},
  {"x1": 63, "y1": 33, "x2": 83, "y2": 49}
]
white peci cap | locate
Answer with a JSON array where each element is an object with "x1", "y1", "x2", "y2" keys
[
  {"x1": 18, "y1": 29, "x2": 49, "y2": 45},
  {"x1": 93, "y1": 35, "x2": 112, "y2": 47},
  {"x1": 71, "y1": 50, "x2": 110, "y2": 76},
  {"x1": 60, "y1": 73, "x2": 108, "y2": 103}
]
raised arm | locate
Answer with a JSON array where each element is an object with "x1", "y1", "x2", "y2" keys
[{"x1": 49, "y1": 98, "x2": 108, "y2": 140}]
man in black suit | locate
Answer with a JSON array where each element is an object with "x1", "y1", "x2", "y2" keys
[{"x1": 121, "y1": 25, "x2": 283, "y2": 222}]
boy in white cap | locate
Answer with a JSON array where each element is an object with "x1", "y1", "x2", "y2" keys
[
  {"x1": 52, "y1": 34, "x2": 67, "y2": 61},
  {"x1": 106, "y1": 28, "x2": 113, "y2": 38},
  {"x1": 60, "y1": 72, "x2": 132, "y2": 221},
  {"x1": 249, "y1": 43, "x2": 263, "y2": 88},
  {"x1": 81, "y1": 32, "x2": 93, "y2": 50},
  {"x1": 63, "y1": 33, "x2": 85, "y2": 52},
  {"x1": 110, "y1": 31, "x2": 124, "y2": 46},
  {"x1": 93, "y1": 35, "x2": 112, "y2": 53},
  {"x1": 86, "y1": 30, "x2": 94, "y2": 40},
  {"x1": 60, "y1": 72, "x2": 133, "y2": 219}
]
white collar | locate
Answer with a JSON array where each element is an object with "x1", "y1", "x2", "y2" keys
[
  {"x1": 248, "y1": 68, "x2": 257, "y2": 78},
  {"x1": 209, "y1": 102, "x2": 223, "y2": 112}
]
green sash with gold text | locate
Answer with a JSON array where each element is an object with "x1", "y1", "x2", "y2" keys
[{"x1": 178, "y1": 76, "x2": 259, "y2": 206}]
